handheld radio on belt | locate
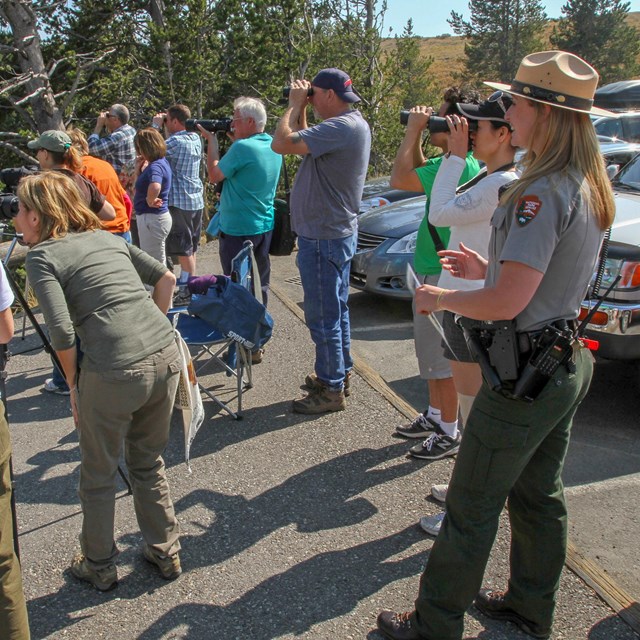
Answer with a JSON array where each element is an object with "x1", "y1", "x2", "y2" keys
[{"x1": 457, "y1": 273, "x2": 620, "y2": 403}]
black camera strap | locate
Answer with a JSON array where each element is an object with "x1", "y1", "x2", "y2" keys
[{"x1": 427, "y1": 217, "x2": 446, "y2": 253}]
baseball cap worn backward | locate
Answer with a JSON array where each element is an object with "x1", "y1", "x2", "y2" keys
[
  {"x1": 312, "y1": 68, "x2": 361, "y2": 103},
  {"x1": 485, "y1": 50, "x2": 614, "y2": 117},
  {"x1": 27, "y1": 130, "x2": 72, "y2": 153}
]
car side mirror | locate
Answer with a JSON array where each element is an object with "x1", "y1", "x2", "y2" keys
[{"x1": 606, "y1": 164, "x2": 620, "y2": 181}]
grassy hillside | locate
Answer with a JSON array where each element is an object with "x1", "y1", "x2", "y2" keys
[{"x1": 382, "y1": 11, "x2": 640, "y2": 90}]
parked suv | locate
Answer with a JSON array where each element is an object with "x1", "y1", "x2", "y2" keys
[{"x1": 580, "y1": 151, "x2": 640, "y2": 360}]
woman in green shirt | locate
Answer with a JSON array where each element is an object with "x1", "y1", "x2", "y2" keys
[{"x1": 15, "y1": 171, "x2": 183, "y2": 591}]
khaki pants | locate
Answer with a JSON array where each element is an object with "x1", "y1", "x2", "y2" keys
[
  {"x1": 77, "y1": 342, "x2": 182, "y2": 567},
  {"x1": 0, "y1": 408, "x2": 30, "y2": 639},
  {"x1": 412, "y1": 345, "x2": 594, "y2": 639}
]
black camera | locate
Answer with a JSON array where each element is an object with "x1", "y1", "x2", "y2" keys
[
  {"x1": 0, "y1": 166, "x2": 38, "y2": 220},
  {"x1": 0, "y1": 194, "x2": 18, "y2": 220},
  {"x1": 399, "y1": 110, "x2": 478, "y2": 133},
  {"x1": 186, "y1": 118, "x2": 233, "y2": 133},
  {"x1": 282, "y1": 87, "x2": 314, "y2": 99}
]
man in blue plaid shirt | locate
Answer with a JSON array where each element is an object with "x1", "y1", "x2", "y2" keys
[
  {"x1": 88, "y1": 103, "x2": 136, "y2": 175},
  {"x1": 153, "y1": 104, "x2": 205, "y2": 301}
]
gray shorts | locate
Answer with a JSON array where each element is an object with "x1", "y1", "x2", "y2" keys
[
  {"x1": 166, "y1": 207, "x2": 203, "y2": 257},
  {"x1": 413, "y1": 273, "x2": 452, "y2": 380},
  {"x1": 442, "y1": 311, "x2": 475, "y2": 362}
]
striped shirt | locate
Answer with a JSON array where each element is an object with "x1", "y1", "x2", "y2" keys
[
  {"x1": 165, "y1": 130, "x2": 205, "y2": 210},
  {"x1": 88, "y1": 124, "x2": 136, "y2": 174}
]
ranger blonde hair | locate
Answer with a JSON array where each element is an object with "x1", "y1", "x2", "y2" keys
[
  {"x1": 503, "y1": 100, "x2": 615, "y2": 230},
  {"x1": 17, "y1": 171, "x2": 102, "y2": 244}
]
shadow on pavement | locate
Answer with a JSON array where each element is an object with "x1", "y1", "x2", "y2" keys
[
  {"x1": 169, "y1": 443, "x2": 417, "y2": 567},
  {"x1": 134, "y1": 527, "x2": 424, "y2": 640},
  {"x1": 25, "y1": 441, "x2": 423, "y2": 638}
]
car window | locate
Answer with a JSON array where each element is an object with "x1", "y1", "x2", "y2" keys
[
  {"x1": 596, "y1": 118, "x2": 623, "y2": 139},
  {"x1": 604, "y1": 151, "x2": 637, "y2": 167},
  {"x1": 615, "y1": 154, "x2": 640, "y2": 189},
  {"x1": 622, "y1": 116, "x2": 640, "y2": 143}
]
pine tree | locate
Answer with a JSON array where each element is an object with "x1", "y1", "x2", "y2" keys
[
  {"x1": 550, "y1": 0, "x2": 640, "y2": 83},
  {"x1": 449, "y1": 0, "x2": 547, "y2": 83}
]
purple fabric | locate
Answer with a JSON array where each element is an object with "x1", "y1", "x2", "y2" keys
[{"x1": 187, "y1": 274, "x2": 218, "y2": 295}]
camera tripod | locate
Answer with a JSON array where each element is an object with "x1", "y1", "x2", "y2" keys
[{"x1": 1, "y1": 227, "x2": 132, "y2": 557}]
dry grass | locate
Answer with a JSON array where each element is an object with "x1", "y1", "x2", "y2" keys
[{"x1": 382, "y1": 11, "x2": 640, "y2": 90}]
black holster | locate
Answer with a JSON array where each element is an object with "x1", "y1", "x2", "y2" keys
[{"x1": 457, "y1": 316, "x2": 575, "y2": 403}]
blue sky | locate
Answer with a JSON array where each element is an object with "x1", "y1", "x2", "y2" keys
[{"x1": 382, "y1": 0, "x2": 640, "y2": 38}]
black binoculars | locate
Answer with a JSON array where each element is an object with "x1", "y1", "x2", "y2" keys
[
  {"x1": 399, "y1": 111, "x2": 478, "y2": 133},
  {"x1": 282, "y1": 87, "x2": 314, "y2": 99}
]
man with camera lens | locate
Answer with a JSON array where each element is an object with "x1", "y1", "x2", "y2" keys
[
  {"x1": 152, "y1": 105, "x2": 205, "y2": 303},
  {"x1": 198, "y1": 97, "x2": 281, "y2": 319},
  {"x1": 391, "y1": 88, "x2": 481, "y2": 455},
  {"x1": 271, "y1": 68, "x2": 371, "y2": 414},
  {"x1": 88, "y1": 103, "x2": 136, "y2": 177}
]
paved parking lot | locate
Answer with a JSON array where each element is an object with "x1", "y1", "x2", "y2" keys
[{"x1": 4, "y1": 242, "x2": 639, "y2": 639}]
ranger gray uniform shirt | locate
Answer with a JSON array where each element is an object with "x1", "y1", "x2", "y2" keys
[
  {"x1": 290, "y1": 109, "x2": 371, "y2": 239},
  {"x1": 485, "y1": 172, "x2": 603, "y2": 332}
]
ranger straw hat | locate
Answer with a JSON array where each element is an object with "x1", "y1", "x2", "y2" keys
[{"x1": 485, "y1": 50, "x2": 613, "y2": 117}]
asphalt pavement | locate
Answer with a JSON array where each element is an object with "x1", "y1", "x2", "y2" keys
[{"x1": 5, "y1": 240, "x2": 639, "y2": 639}]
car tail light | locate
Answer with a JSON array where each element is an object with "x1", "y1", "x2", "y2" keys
[
  {"x1": 578, "y1": 307, "x2": 609, "y2": 325},
  {"x1": 620, "y1": 261, "x2": 640, "y2": 287},
  {"x1": 598, "y1": 257, "x2": 640, "y2": 291}
]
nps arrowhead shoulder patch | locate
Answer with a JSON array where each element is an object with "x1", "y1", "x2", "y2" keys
[{"x1": 515, "y1": 195, "x2": 542, "y2": 226}]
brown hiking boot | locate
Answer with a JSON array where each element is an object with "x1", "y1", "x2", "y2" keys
[
  {"x1": 302, "y1": 370, "x2": 352, "y2": 397},
  {"x1": 142, "y1": 543, "x2": 182, "y2": 580},
  {"x1": 70, "y1": 553, "x2": 118, "y2": 592},
  {"x1": 292, "y1": 384, "x2": 346, "y2": 414},
  {"x1": 474, "y1": 589, "x2": 551, "y2": 639}
]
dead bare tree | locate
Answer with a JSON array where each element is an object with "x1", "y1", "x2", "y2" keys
[{"x1": 0, "y1": 0, "x2": 64, "y2": 131}]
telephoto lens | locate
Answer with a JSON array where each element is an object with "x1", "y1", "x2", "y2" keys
[
  {"x1": 186, "y1": 118, "x2": 233, "y2": 133},
  {"x1": 282, "y1": 87, "x2": 314, "y2": 99}
]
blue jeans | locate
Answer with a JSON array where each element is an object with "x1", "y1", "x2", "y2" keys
[
  {"x1": 297, "y1": 234, "x2": 356, "y2": 392},
  {"x1": 113, "y1": 230, "x2": 132, "y2": 243}
]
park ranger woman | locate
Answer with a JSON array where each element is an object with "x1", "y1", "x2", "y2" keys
[{"x1": 377, "y1": 51, "x2": 615, "y2": 640}]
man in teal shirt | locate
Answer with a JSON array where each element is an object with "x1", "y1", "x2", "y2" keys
[
  {"x1": 199, "y1": 97, "x2": 281, "y2": 309},
  {"x1": 390, "y1": 87, "x2": 481, "y2": 454}
]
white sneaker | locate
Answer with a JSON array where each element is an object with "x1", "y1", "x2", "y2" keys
[
  {"x1": 43, "y1": 378, "x2": 70, "y2": 396},
  {"x1": 419, "y1": 511, "x2": 446, "y2": 536},
  {"x1": 430, "y1": 484, "x2": 449, "y2": 503}
]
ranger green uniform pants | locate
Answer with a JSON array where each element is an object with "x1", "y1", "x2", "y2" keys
[
  {"x1": 412, "y1": 344, "x2": 593, "y2": 640},
  {"x1": 0, "y1": 406, "x2": 30, "y2": 640}
]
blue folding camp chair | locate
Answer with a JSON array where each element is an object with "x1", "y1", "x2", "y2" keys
[{"x1": 170, "y1": 241, "x2": 269, "y2": 419}]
